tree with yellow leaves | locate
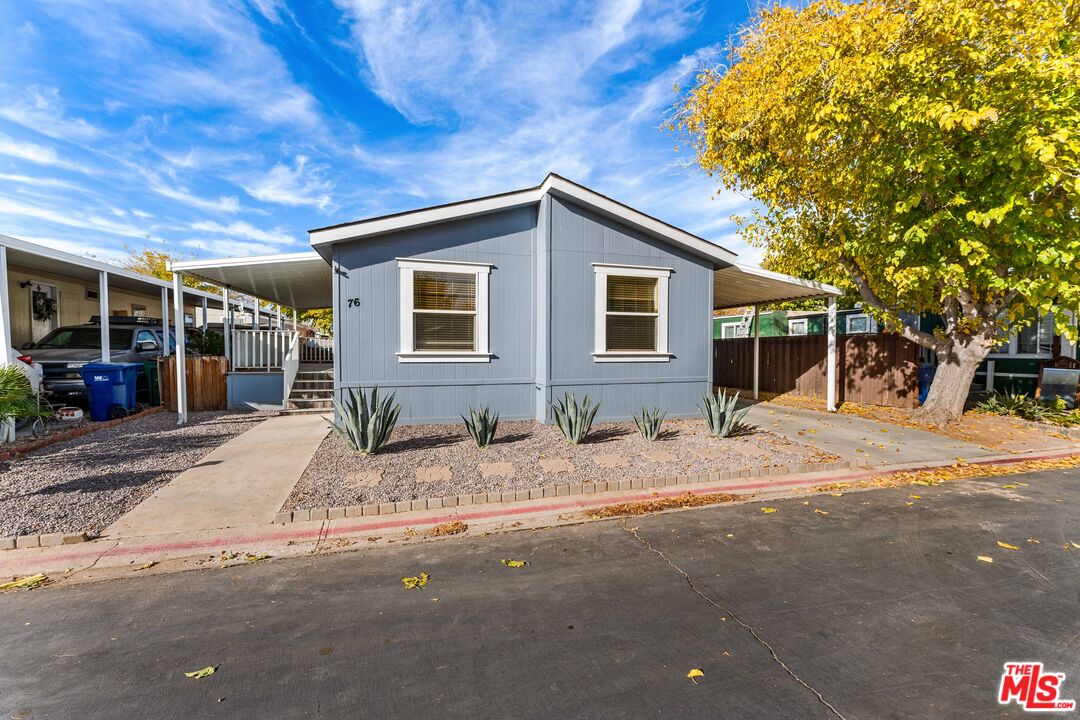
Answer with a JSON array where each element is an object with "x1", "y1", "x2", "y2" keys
[{"x1": 675, "y1": 0, "x2": 1080, "y2": 424}]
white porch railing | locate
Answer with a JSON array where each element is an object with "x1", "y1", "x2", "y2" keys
[
  {"x1": 282, "y1": 331, "x2": 301, "y2": 405},
  {"x1": 232, "y1": 329, "x2": 289, "y2": 370},
  {"x1": 299, "y1": 336, "x2": 334, "y2": 364}
]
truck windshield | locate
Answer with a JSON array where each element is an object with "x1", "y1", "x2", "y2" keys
[{"x1": 34, "y1": 328, "x2": 134, "y2": 350}]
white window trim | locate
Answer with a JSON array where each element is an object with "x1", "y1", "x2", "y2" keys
[
  {"x1": 788, "y1": 318, "x2": 808, "y2": 336},
  {"x1": 721, "y1": 324, "x2": 747, "y2": 339},
  {"x1": 592, "y1": 263, "x2": 671, "y2": 362},
  {"x1": 845, "y1": 313, "x2": 872, "y2": 334},
  {"x1": 397, "y1": 258, "x2": 491, "y2": 363},
  {"x1": 990, "y1": 312, "x2": 1055, "y2": 360}
]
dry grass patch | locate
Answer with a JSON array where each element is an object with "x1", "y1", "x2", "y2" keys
[{"x1": 586, "y1": 491, "x2": 745, "y2": 519}]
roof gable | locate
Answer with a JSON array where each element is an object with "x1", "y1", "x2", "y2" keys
[{"x1": 308, "y1": 173, "x2": 738, "y2": 265}]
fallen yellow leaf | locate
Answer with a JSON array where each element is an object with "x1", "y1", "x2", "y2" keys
[
  {"x1": 687, "y1": 668, "x2": 704, "y2": 684},
  {"x1": 402, "y1": 572, "x2": 430, "y2": 589},
  {"x1": 909, "y1": 495, "x2": 921, "y2": 500},
  {"x1": 1001, "y1": 484, "x2": 1017, "y2": 490},
  {"x1": 813, "y1": 509, "x2": 829, "y2": 515},
  {"x1": 134, "y1": 562, "x2": 157, "y2": 571},
  {"x1": 760, "y1": 507, "x2": 778, "y2": 514},
  {"x1": 500, "y1": 559, "x2": 527, "y2": 568},
  {"x1": 184, "y1": 666, "x2": 217, "y2": 679},
  {"x1": 830, "y1": 493, "x2": 844, "y2": 497},
  {"x1": 1016, "y1": 482, "x2": 1029, "y2": 487},
  {"x1": 244, "y1": 553, "x2": 270, "y2": 563},
  {"x1": 977, "y1": 556, "x2": 994, "y2": 563},
  {"x1": 997, "y1": 541, "x2": 1020, "y2": 551},
  {"x1": 1070, "y1": 542, "x2": 1080, "y2": 549},
  {"x1": 0, "y1": 573, "x2": 48, "y2": 591},
  {"x1": 905, "y1": 502, "x2": 914, "y2": 507}
]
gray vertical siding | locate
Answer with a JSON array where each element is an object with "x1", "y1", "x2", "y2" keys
[
  {"x1": 332, "y1": 193, "x2": 713, "y2": 425},
  {"x1": 334, "y1": 206, "x2": 537, "y2": 424},
  {"x1": 545, "y1": 196, "x2": 713, "y2": 421}
]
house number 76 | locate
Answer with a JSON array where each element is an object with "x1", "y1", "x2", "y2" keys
[{"x1": 346, "y1": 298, "x2": 360, "y2": 307}]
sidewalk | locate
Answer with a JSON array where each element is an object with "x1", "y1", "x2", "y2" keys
[
  {"x1": 745, "y1": 402, "x2": 998, "y2": 465},
  {"x1": 3, "y1": 445, "x2": 1077, "y2": 584},
  {"x1": 103, "y1": 413, "x2": 329, "y2": 538}
]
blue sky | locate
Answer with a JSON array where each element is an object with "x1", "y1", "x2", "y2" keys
[{"x1": 0, "y1": 0, "x2": 760, "y2": 267}]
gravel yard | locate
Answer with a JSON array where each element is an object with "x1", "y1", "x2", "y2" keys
[
  {"x1": 285, "y1": 418, "x2": 838, "y2": 511},
  {"x1": 0, "y1": 411, "x2": 266, "y2": 537}
]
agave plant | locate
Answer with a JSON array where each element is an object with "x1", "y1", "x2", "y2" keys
[
  {"x1": 632, "y1": 406, "x2": 666, "y2": 441},
  {"x1": 550, "y1": 392, "x2": 599, "y2": 445},
  {"x1": 328, "y1": 386, "x2": 401, "y2": 454},
  {"x1": 699, "y1": 389, "x2": 750, "y2": 438},
  {"x1": 462, "y1": 406, "x2": 499, "y2": 448}
]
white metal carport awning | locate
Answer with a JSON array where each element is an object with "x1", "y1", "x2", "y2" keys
[
  {"x1": 169, "y1": 252, "x2": 332, "y2": 310},
  {"x1": 713, "y1": 263, "x2": 841, "y2": 309}
]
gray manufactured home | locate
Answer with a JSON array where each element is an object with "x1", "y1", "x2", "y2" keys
[{"x1": 170, "y1": 174, "x2": 840, "y2": 423}]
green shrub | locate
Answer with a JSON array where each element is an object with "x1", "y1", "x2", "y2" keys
[
  {"x1": 977, "y1": 391, "x2": 1080, "y2": 427},
  {"x1": 699, "y1": 389, "x2": 750, "y2": 438},
  {"x1": 329, "y1": 386, "x2": 400, "y2": 454},
  {"x1": 462, "y1": 406, "x2": 499, "y2": 448},
  {"x1": 0, "y1": 365, "x2": 48, "y2": 427},
  {"x1": 632, "y1": 406, "x2": 666, "y2": 441},
  {"x1": 550, "y1": 393, "x2": 599, "y2": 445}
]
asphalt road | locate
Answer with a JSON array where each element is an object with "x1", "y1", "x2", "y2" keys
[{"x1": 1, "y1": 468, "x2": 1078, "y2": 719}]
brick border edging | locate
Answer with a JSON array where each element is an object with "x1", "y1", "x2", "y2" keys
[
  {"x1": 0, "y1": 406, "x2": 166, "y2": 462},
  {"x1": 0, "y1": 531, "x2": 89, "y2": 551},
  {"x1": 274, "y1": 458, "x2": 859, "y2": 524}
]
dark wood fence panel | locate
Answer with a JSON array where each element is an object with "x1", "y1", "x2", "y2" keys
[
  {"x1": 714, "y1": 335, "x2": 920, "y2": 408},
  {"x1": 158, "y1": 356, "x2": 228, "y2": 411}
]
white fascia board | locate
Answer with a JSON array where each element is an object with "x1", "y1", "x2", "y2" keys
[
  {"x1": 729, "y1": 263, "x2": 842, "y2": 297},
  {"x1": 310, "y1": 188, "x2": 540, "y2": 246},
  {"x1": 544, "y1": 176, "x2": 738, "y2": 264},
  {"x1": 307, "y1": 173, "x2": 741, "y2": 264},
  {"x1": 169, "y1": 251, "x2": 324, "y2": 272}
]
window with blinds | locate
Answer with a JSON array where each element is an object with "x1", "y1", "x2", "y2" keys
[
  {"x1": 605, "y1": 275, "x2": 658, "y2": 351},
  {"x1": 412, "y1": 270, "x2": 476, "y2": 351}
]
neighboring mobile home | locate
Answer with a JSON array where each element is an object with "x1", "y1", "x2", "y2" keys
[
  {"x1": 715, "y1": 306, "x2": 1078, "y2": 396},
  {"x1": 171, "y1": 174, "x2": 840, "y2": 422}
]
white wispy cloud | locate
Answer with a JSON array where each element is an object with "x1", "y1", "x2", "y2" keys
[
  {"x1": 149, "y1": 182, "x2": 241, "y2": 214},
  {"x1": 240, "y1": 155, "x2": 333, "y2": 210},
  {"x1": 0, "y1": 172, "x2": 81, "y2": 190},
  {"x1": 0, "y1": 85, "x2": 104, "y2": 140},
  {"x1": 188, "y1": 220, "x2": 295, "y2": 246},
  {"x1": 0, "y1": 133, "x2": 88, "y2": 172},
  {"x1": 0, "y1": 196, "x2": 156, "y2": 241}
]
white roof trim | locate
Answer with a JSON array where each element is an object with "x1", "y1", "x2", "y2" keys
[
  {"x1": 729, "y1": 263, "x2": 841, "y2": 297},
  {"x1": 0, "y1": 232, "x2": 224, "y2": 305},
  {"x1": 169, "y1": 251, "x2": 323, "y2": 273},
  {"x1": 308, "y1": 173, "x2": 738, "y2": 265}
]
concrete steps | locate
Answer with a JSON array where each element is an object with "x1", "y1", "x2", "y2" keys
[{"x1": 281, "y1": 366, "x2": 334, "y2": 415}]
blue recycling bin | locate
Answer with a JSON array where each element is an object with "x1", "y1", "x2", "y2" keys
[
  {"x1": 918, "y1": 363, "x2": 937, "y2": 405},
  {"x1": 80, "y1": 363, "x2": 141, "y2": 421}
]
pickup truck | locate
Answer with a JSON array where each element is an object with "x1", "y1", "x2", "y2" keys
[{"x1": 21, "y1": 317, "x2": 196, "y2": 404}]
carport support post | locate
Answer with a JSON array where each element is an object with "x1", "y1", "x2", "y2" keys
[
  {"x1": 826, "y1": 297, "x2": 838, "y2": 412},
  {"x1": 222, "y1": 287, "x2": 231, "y2": 365},
  {"x1": 752, "y1": 304, "x2": 760, "y2": 400},
  {"x1": 98, "y1": 271, "x2": 111, "y2": 363},
  {"x1": 201, "y1": 297, "x2": 208, "y2": 332},
  {"x1": 160, "y1": 287, "x2": 170, "y2": 357},
  {"x1": 0, "y1": 246, "x2": 13, "y2": 443},
  {"x1": 253, "y1": 301, "x2": 260, "y2": 330},
  {"x1": 172, "y1": 272, "x2": 188, "y2": 425}
]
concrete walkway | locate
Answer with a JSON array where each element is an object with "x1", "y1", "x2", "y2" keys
[
  {"x1": 103, "y1": 414, "x2": 329, "y2": 538},
  {"x1": 744, "y1": 401, "x2": 993, "y2": 467}
]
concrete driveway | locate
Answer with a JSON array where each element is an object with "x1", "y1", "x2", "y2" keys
[
  {"x1": 1, "y1": 467, "x2": 1077, "y2": 719},
  {"x1": 743, "y1": 402, "x2": 994, "y2": 467}
]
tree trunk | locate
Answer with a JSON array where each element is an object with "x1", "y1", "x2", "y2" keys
[{"x1": 916, "y1": 343, "x2": 988, "y2": 426}]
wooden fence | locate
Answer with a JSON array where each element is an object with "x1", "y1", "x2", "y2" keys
[
  {"x1": 158, "y1": 356, "x2": 228, "y2": 411},
  {"x1": 713, "y1": 334, "x2": 920, "y2": 408}
]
